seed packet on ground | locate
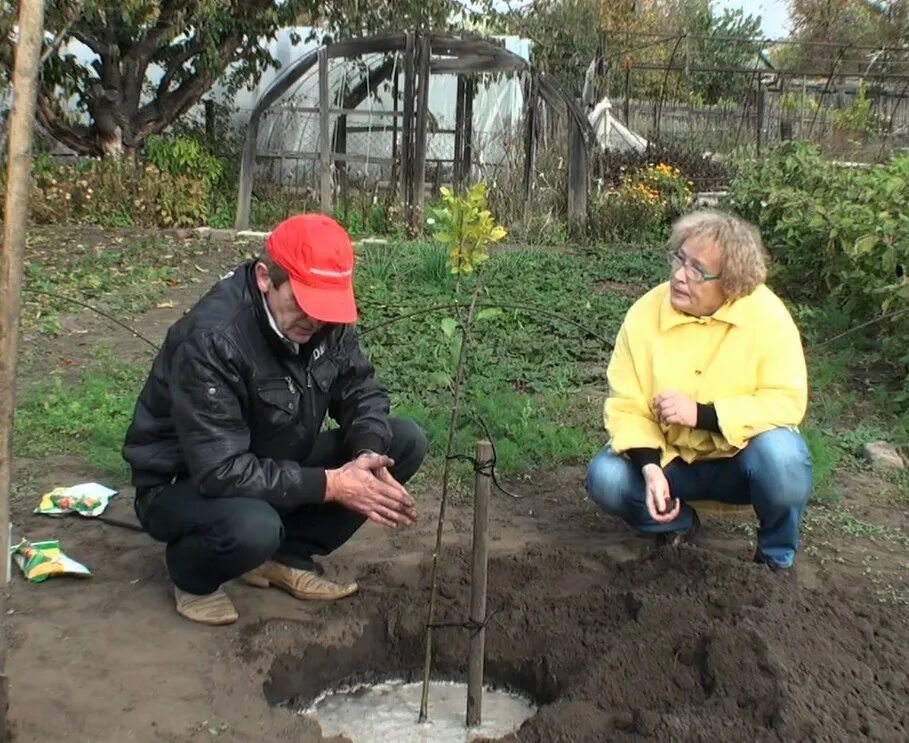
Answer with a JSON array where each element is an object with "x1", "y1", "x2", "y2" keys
[
  {"x1": 35, "y1": 483, "x2": 117, "y2": 518},
  {"x1": 12, "y1": 539, "x2": 92, "y2": 582}
]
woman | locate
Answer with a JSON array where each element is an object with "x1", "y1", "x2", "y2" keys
[{"x1": 586, "y1": 210, "x2": 811, "y2": 572}]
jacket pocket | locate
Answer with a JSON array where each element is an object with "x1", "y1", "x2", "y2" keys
[
  {"x1": 310, "y1": 358, "x2": 340, "y2": 393},
  {"x1": 255, "y1": 377, "x2": 301, "y2": 418}
]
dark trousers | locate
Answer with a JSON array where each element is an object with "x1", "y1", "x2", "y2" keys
[{"x1": 135, "y1": 418, "x2": 427, "y2": 594}]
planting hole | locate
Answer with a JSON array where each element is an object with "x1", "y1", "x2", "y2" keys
[{"x1": 302, "y1": 679, "x2": 535, "y2": 743}]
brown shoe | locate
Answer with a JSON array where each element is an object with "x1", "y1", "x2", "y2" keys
[
  {"x1": 243, "y1": 560, "x2": 358, "y2": 601},
  {"x1": 174, "y1": 586, "x2": 239, "y2": 625}
]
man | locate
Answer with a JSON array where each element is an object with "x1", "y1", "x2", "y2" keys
[
  {"x1": 586, "y1": 210, "x2": 812, "y2": 573},
  {"x1": 123, "y1": 214, "x2": 427, "y2": 625}
]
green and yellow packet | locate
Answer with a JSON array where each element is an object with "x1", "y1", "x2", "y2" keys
[
  {"x1": 35, "y1": 483, "x2": 117, "y2": 518},
  {"x1": 12, "y1": 539, "x2": 91, "y2": 583}
]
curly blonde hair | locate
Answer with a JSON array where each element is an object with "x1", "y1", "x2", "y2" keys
[{"x1": 669, "y1": 210, "x2": 768, "y2": 300}]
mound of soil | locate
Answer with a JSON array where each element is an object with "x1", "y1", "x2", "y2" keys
[{"x1": 255, "y1": 544, "x2": 909, "y2": 743}]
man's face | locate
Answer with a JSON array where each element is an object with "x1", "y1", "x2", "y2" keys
[
  {"x1": 669, "y1": 235, "x2": 726, "y2": 317},
  {"x1": 255, "y1": 262, "x2": 324, "y2": 344}
]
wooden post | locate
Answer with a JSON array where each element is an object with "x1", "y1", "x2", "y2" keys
[
  {"x1": 567, "y1": 108, "x2": 588, "y2": 236},
  {"x1": 522, "y1": 74, "x2": 538, "y2": 217},
  {"x1": 335, "y1": 114, "x2": 348, "y2": 215},
  {"x1": 390, "y1": 67, "x2": 400, "y2": 199},
  {"x1": 623, "y1": 66, "x2": 631, "y2": 125},
  {"x1": 401, "y1": 33, "x2": 416, "y2": 216},
  {"x1": 235, "y1": 116, "x2": 259, "y2": 230},
  {"x1": 412, "y1": 34, "x2": 431, "y2": 231},
  {"x1": 466, "y1": 439, "x2": 492, "y2": 728},
  {"x1": 1, "y1": 1, "x2": 47, "y2": 737},
  {"x1": 204, "y1": 99, "x2": 215, "y2": 146},
  {"x1": 453, "y1": 76, "x2": 466, "y2": 193},
  {"x1": 755, "y1": 86, "x2": 765, "y2": 157},
  {"x1": 318, "y1": 47, "x2": 332, "y2": 214},
  {"x1": 462, "y1": 77, "x2": 474, "y2": 187}
]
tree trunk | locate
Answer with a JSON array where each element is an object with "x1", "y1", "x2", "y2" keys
[{"x1": 2, "y1": 3, "x2": 47, "y2": 740}]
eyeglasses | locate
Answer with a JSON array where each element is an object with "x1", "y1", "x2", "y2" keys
[{"x1": 667, "y1": 249, "x2": 721, "y2": 283}]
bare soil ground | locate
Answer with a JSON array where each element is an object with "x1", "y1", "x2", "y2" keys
[{"x1": 6, "y1": 230, "x2": 909, "y2": 743}]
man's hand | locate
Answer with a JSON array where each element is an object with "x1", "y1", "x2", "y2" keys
[
  {"x1": 325, "y1": 453, "x2": 417, "y2": 528},
  {"x1": 642, "y1": 464, "x2": 680, "y2": 523},
  {"x1": 653, "y1": 391, "x2": 698, "y2": 428}
]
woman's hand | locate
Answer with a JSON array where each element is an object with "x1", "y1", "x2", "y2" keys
[
  {"x1": 653, "y1": 391, "x2": 698, "y2": 428},
  {"x1": 642, "y1": 464, "x2": 680, "y2": 523}
]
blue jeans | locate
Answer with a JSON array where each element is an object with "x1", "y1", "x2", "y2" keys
[{"x1": 585, "y1": 428, "x2": 812, "y2": 568}]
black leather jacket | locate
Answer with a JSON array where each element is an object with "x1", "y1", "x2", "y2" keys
[{"x1": 122, "y1": 262, "x2": 391, "y2": 507}]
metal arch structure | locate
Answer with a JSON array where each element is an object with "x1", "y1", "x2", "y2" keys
[{"x1": 234, "y1": 32, "x2": 594, "y2": 231}]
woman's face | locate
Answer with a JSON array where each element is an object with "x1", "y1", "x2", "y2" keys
[{"x1": 668, "y1": 235, "x2": 726, "y2": 317}]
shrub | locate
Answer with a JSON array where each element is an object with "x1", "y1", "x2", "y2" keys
[
  {"x1": 636, "y1": 163, "x2": 693, "y2": 220},
  {"x1": 726, "y1": 140, "x2": 909, "y2": 402},
  {"x1": 143, "y1": 135, "x2": 223, "y2": 185},
  {"x1": 590, "y1": 162, "x2": 692, "y2": 242},
  {"x1": 726, "y1": 141, "x2": 909, "y2": 311},
  {"x1": 21, "y1": 154, "x2": 212, "y2": 227},
  {"x1": 592, "y1": 140, "x2": 736, "y2": 192}
]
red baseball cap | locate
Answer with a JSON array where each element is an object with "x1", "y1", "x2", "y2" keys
[{"x1": 265, "y1": 214, "x2": 357, "y2": 324}]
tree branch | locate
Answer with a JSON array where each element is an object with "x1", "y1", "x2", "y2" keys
[
  {"x1": 134, "y1": 34, "x2": 242, "y2": 139},
  {"x1": 34, "y1": 94, "x2": 97, "y2": 155},
  {"x1": 70, "y1": 29, "x2": 105, "y2": 56},
  {"x1": 41, "y1": 2, "x2": 83, "y2": 64},
  {"x1": 156, "y1": 39, "x2": 206, "y2": 98},
  {"x1": 129, "y1": 0, "x2": 187, "y2": 64}
]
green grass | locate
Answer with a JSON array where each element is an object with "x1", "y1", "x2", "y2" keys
[
  {"x1": 13, "y1": 241, "x2": 652, "y2": 479},
  {"x1": 14, "y1": 347, "x2": 144, "y2": 476},
  {"x1": 13, "y1": 234, "x2": 909, "y2": 504},
  {"x1": 790, "y1": 298, "x2": 909, "y2": 503},
  {"x1": 803, "y1": 504, "x2": 909, "y2": 550},
  {"x1": 22, "y1": 232, "x2": 218, "y2": 335},
  {"x1": 355, "y1": 242, "x2": 659, "y2": 476}
]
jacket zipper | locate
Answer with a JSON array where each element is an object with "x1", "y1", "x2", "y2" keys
[{"x1": 285, "y1": 376, "x2": 295, "y2": 394}]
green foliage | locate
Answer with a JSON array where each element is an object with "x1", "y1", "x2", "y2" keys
[
  {"x1": 591, "y1": 184, "x2": 666, "y2": 243},
  {"x1": 832, "y1": 84, "x2": 884, "y2": 136},
  {"x1": 14, "y1": 348, "x2": 144, "y2": 475},
  {"x1": 429, "y1": 183, "x2": 507, "y2": 275},
  {"x1": 18, "y1": 155, "x2": 212, "y2": 227},
  {"x1": 144, "y1": 135, "x2": 223, "y2": 185},
  {"x1": 686, "y1": 6, "x2": 763, "y2": 105},
  {"x1": 728, "y1": 141, "x2": 909, "y2": 402},
  {"x1": 727, "y1": 142, "x2": 909, "y2": 309},
  {"x1": 787, "y1": 0, "x2": 906, "y2": 75}
]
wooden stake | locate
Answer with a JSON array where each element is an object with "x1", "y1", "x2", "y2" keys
[
  {"x1": 567, "y1": 108, "x2": 589, "y2": 236},
  {"x1": 1, "y1": 1, "x2": 48, "y2": 737},
  {"x1": 318, "y1": 47, "x2": 332, "y2": 214},
  {"x1": 522, "y1": 75, "x2": 538, "y2": 218},
  {"x1": 453, "y1": 76, "x2": 466, "y2": 193},
  {"x1": 412, "y1": 34, "x2": 431, "y2": 231},
  {"x1": 466, "y1": 439, "x2": 492, "y2": 728},
  {"x1": 419, "y1": 287, "x2": 483, "y2": 723},
  {"x1": 401, "y1": 33, "x2": 415, "y2": 217},
  {"x1": 462, "y1": 78, "x2": 474, "y2": 187}
]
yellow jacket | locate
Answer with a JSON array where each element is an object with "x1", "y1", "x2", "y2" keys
[{"x1": 604, "y1": 282, "x2": 807, "y2": 467}]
